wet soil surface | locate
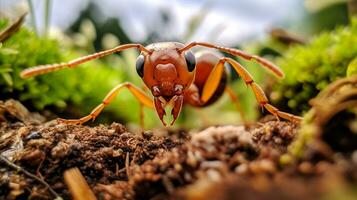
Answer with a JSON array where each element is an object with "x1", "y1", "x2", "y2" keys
[{"x1": 1, "y1": 100, "x2": 357, "y2": 200}]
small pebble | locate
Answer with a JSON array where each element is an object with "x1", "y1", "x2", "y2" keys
[
  {"x1": 120, "y1": 132, "x2": 131, "y2": 139},
  {"x1": 259, "y1": 159, "x2": 276, "y2": 173},
  {"x1": 206, "y1": 169, "x2": 221, "y2": 182},
  {"x1": 113, "y1": 148, "x2": 123, "y2": 157},
  {"x1": 174, "y1": 163, "x2": 182, "y2": 172},
  {"x1": 111, "y1": 123, "x2": 126, "y2": 133},
  {"x1": 316, "y1": 161, "x2": 330, "y2": 174},
  {"x1": 25, "y1": 131, "x2": 41, "y2": 140},
  {"x1": 17, "y1": 127, "x2": 29, "y2": 137},
  {"x1": 100, "y1": 147, "x2": 114, "y2": 155},
  {"x1": 274, "y1": 137, "x2": 282, "y2": 144},
  {"x1": 201, "y1": 161, "x2": 224, "y2": 170},
  {"x1": 235, "y1": 163, "x2": 248, "y2": 174},
  {"x1": 142, "y1": 131, "x2": 153, "y2": 140},
  {"x1": 55, "y1": 124, "x2": 68, "y2": 132},
  {"x1": 186, "y1": 151, "x2": 197, "y2": 167},
  {"x1": 184, "y1": 172, "x2": 193, "y2": 182},
  {"x1": 95, "y1": 163, "x2": 103, "y2": 170},
  {"x1": 352, "y1": 150, "x2": 357, "y2": 164},
  {"x1": 299, "y1": 162, "x2": 314, "y2": 174}
]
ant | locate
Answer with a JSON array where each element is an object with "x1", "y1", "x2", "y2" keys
[{"x1": 21, "y1": 42, "x2": 302, "y2": 126}]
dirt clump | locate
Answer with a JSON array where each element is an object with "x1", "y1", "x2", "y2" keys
[{"x1": 1, "y1": 100, "x2": 357, "y2": 200}]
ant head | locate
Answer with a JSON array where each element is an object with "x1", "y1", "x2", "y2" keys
[
  {"x1": 136, "y1": 42, "x2": 196, "y2": 97},
  {"x1": 135, "y1": 42, "x2": 196, "y2": 125}
]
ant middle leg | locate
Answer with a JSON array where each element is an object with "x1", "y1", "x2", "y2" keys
[{"x1": 58, "y1": 82, "x2": 153, "y2": 125}]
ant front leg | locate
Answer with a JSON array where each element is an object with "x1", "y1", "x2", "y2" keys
[
  {"x1": 200, "y1": 57, "x2": 302, "y2": 123},
  {"x1": 20, "y1": 44, "x2": 151, "y2": 78},
  {"x1": 58, "y1": 82, "x2": 153, "y2": 125},
  {"x1": 225, "y1": 86, "x2": 245, "y2": 120}
]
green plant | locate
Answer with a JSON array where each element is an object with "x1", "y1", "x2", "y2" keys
[
  {"x1": 288, "y1": 75, "x2": 357, "y2": 158},
  {"x1": 1, "y1": 19, "x2": 66, "y2": 108},
  {"x1": 271, "y1": 19, "x2": 357, "y2": 115},
  {"x1": 0, "y1": 19, "x2": 159, "y2": 127}
]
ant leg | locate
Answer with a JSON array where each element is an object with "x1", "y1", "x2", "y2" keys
[
  {"x1": 20, "y1": 44, "x2": 151, "y2": 78},
  {"x1": 58, "y1": 82, "x2": 153, "y2": 125},
  {"x1": 197, "y1": 59, "x2": 245, "y2": 121},
  {"x1": 225, "y1": 86, "x2": 245, "y2": 121},
  {"x1": 139, "y1": 103, "x2": 145, "y2": 130},
  {"x1": 200, "y1": 57, "x2": 226, "y2": 103},
  {"x1": 138, "y1": 85, "x2": 152, "y2": 129},
  {"x1": 179, "y1": 42, "x2": 284, "y2": 78},
  {"x1": 225, "y1": 57, "x2": 302, "y2": 122},
  {"x1": 201, "y1": 57, "x2": 302, "y2": 123}
]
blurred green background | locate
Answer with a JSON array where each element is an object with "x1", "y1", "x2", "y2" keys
[{"x1": 0, "y1": 0, "x2": 356, "y2": 129}]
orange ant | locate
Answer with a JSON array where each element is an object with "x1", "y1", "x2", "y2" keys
[{"x1": 20, "y1": 42, "x2": 302, "y2": 126}]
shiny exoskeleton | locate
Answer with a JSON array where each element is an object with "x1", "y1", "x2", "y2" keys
[{"x1": 21, "y1": 42, "x2": 302, "y2": 126}]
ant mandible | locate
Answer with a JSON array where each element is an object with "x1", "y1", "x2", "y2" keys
[{"x1": 20, "y1": 42, "x2": 302, "y2": 126}]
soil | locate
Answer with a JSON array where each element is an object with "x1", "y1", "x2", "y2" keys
[{"x1": 1, "y1": 99, "x2": 357, "y2": 200}]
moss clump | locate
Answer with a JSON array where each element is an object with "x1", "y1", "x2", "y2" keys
[
  {"x1": 0, "y1": 20, "x2": 68, "y2": 109},
  {"x1": 289, "y1": 75, "x2": 357, "y2": 158},
  {"x1": 271, "y1": 21, "x2": 357, "y2": 115},
  {"x1": 0, "y1": 19, "x2": 159, "y2": 126}
]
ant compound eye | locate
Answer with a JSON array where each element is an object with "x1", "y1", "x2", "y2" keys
[
  {"x1": 184, "y1": 51, "x2": 196, "y2": 72},
  {"x1": 136, "y1": 54, "x2": 145, "y2": 77}
]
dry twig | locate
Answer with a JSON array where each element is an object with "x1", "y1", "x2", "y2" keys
[
  {"x1": 0, "y1": 154, "x2": 60, "y2": 198},
  {"x1": 64, "y1": 168, "x2": 96, "y2": 200}
]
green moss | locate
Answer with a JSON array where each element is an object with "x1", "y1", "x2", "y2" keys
[
  {"x1": 0, "y1": 20, "x2": 158, "y2": 127},
  {"x1": 272, "y1": 22, "x2": 357, "y2": 114},
  {"x1": 1, "y1": 22, "x2": 66, "y2": 108},
  {"x1": 288, "y1": 109, "x2": 318, "y2": 157},
  {"x1": 347, "y1": 57, "x2": 357, "y2": 76}
]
